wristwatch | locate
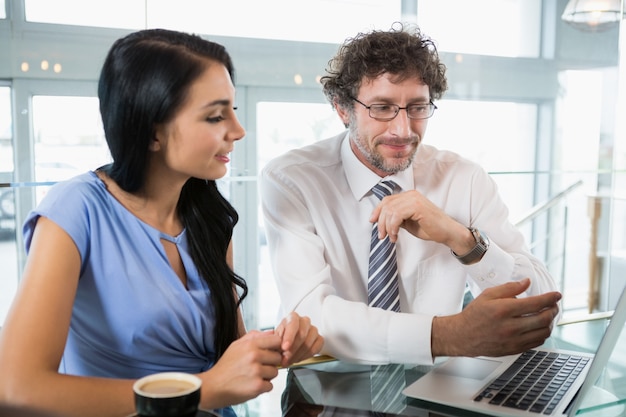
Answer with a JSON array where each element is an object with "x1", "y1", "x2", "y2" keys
[{"x1": 451, "y1": 227, "x2": 490, "y2": 265}]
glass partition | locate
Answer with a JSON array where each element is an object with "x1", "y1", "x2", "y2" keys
[
  {"x1": 0, "y1": 93, "x2": 110, "y2": 326},
  {"x1": 0, "y1": 85, "x2": 15, "y2": 324},
  {"x1": 31, "y1": 95, "x2": 110, "y2": 203}
]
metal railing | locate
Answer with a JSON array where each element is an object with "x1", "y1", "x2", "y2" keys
[
  {"x1": 514, "y1": 180, "x2": 584, "y2": 228},
  {"x1": 514, "y1": 180, "x2": 585, "y2": 295}
]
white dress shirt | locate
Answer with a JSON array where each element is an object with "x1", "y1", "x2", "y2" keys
[{"x1": 260, "y1": 131, "x2": 557, "y2": 365}]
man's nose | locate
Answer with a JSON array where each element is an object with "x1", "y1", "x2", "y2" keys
[{"x1": 388, "y1": 108, "x2": 411, "y2": 136}]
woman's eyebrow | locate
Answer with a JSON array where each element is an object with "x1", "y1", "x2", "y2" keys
[{"x1": 201, "y1": 99, "x2": 232, "y2": 109}]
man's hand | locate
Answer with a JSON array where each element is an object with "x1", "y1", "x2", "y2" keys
[
  {"x1": 431, "y1": 278, "x2": 562, "y2": 358},
  {"x1": 369, "y1": 190, "x2": 475, "y2": 255}
]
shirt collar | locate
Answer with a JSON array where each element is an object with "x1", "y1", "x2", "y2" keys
[{"x1": 341, "y1": 132, "x2": 415, "y2": 201}]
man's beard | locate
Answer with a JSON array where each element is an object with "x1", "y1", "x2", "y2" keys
[{"x1": 349, "y1": 122, "x2": 418, "y2": 175}]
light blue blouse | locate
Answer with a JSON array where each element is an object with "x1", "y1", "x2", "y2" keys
[{"x1": 23, "y1": 171, "x2": 235, "y2": 417}]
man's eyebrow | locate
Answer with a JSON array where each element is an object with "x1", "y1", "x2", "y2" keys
[{"x1": 368, "y1": 96, "x2": 430, "y2": 103}]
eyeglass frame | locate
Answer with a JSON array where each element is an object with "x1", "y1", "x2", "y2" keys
[{"x1": 350, "y1": 96, "x2": 437, "y2": 121}]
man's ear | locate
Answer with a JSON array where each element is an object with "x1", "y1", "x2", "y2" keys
[{"x1": 334, "y1": 100, "x2": 350, "y2": 128}]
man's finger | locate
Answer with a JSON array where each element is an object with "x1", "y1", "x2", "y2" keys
[{"x1": 482, "y1": 278, "x2": 532, "y2": 300}]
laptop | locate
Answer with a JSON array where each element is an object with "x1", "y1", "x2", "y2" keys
[{"x1": 403, "y1": 286, "x2": 626, "y2": 417}]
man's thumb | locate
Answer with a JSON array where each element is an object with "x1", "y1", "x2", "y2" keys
[{"x1": 489, "y1": 278, "x2": 530, "y2": 299}]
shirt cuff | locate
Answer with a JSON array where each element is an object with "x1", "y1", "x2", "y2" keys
[
  {"x1": 388, "y1": 312, "x2": 435, "y2": 365},
  {"x1": 465, "y1": 241, "x2": 515, "y2": 288}
]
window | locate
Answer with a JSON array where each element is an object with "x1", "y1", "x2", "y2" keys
[
  {"x1": 256, "y1": 102, "x2": 344, "y2": 171},
  {"x1": 426, "y1": 100, "x2": 538, "y2": 220},
  {"x1": 25, "y1": 0, "x2": 403, "y2": 44},
  {"x1": 417, "y1": 0, "x2": 542, "y2": 57},
  {"x1": 32, "y1": 95, "x2": 110, "y2": 202},
  {"x1": 25, "y1": 0, "x2": 146, "y2": 29},
  {"x1": 0, "y1": 92, "x2": 109, "y2": 326},
  {"x1": 150, "y1": 0, "x2": 402, "y2": 44},
  {"x1": 0, "y1": 85, "x2": 15, "y2": 325}
]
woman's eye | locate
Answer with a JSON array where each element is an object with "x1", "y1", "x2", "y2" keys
[{"x1": 206, "y1": 115, "x2": 225, "y2": 123}]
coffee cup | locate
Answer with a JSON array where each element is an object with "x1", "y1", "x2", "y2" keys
[{"x1": 133, "y1": 372, "x2": 202, "y2": 417}]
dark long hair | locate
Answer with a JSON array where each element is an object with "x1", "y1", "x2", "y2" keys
[
  {"x1": 321, "y1": 22, "x2": 448, "y2": 109},
  {"x1": 98, "y1": 28, "x2": 247, "y2": 358}
]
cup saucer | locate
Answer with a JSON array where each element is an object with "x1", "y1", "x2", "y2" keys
[{"x1": 128, "y1": 409, "x2": 221, "y2": 417}]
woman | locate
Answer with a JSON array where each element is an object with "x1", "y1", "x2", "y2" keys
[{"x1": 0, "y1": 29, "x2": 323, "y2": 417}]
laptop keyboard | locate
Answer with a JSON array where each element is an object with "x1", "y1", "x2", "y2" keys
[{"x1": 473, "y1": 349, "x2": 590, "y2": 414}]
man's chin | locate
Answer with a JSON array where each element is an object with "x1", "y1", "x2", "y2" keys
[{"x1": 379, "y1": 158, "x2": 412, "y2": 174}]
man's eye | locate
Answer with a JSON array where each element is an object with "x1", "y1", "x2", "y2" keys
[
  {"x1": 373, "y1": 104, "x2": 393, "y2": 112},
  {"x1": 409, "y1": 105, "x2": 427, "y2": 113}
]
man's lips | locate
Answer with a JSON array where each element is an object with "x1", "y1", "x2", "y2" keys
[
  {"x1": 377, "y1": 141, "x2": 416, "y2": 150},
  {"x1": 383, "y1": 143, "x2": 411, "y2": 149}
]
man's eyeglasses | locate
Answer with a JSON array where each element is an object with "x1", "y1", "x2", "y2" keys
[{"x1": 351, "y1": 97, "x2": 437, "y2": 121}]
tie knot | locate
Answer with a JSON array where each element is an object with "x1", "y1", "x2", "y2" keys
[{"x1": 372, "y1": 180, "x2": 397, "y2": 200}]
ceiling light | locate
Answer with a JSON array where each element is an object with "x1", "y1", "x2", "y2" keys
[{"x1": 562, "y1": 0, "x2": 625, "y2": 32}]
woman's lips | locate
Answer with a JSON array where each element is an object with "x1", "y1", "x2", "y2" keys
[{"x1": 216, "y1": 154, "x2": 230, "y2": 163}]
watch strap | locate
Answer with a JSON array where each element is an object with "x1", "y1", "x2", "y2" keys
[{"x1": 452, "y1": 227, "x2": 489, "y2": 265}]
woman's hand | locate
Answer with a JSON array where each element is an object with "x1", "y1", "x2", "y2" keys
[
  {"x1": 200, "y1": 330, "x2": 283, "y2": 409},
  {"x1": 274, "y1": 312, "x2": 324, "y2": 367},
  {"x1": 199, "y1": 314, "x2": 323, "y2": 409}
]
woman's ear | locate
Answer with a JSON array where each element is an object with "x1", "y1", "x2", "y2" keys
[
  {"x1": 149, "y1": 137, "x2": 160, "y2": 152},
  {"x1": 150, "y1": 125, "x2": 164, "y2": 151}
]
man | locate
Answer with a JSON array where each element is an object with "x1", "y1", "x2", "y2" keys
[{"x1": 260, "y1": 23, "x2": 561, "y2": 366}]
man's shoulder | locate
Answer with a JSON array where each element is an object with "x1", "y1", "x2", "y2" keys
[
  {"x1": 415, "y1": 144, "x2": 479, "y2": 168},
  {"x1": 263, "y1": 132, "x2": 345, "y2": 174}
]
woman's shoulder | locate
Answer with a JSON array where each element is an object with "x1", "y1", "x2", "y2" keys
[
  {"x1": 40, "y1": 171, "x2": 107, "y2": 206},
  {"x1": 24, "y1": 171, "x2": 110, "y2": 235},
  {"x1": 23, "y1": 171, "x2": 109, "y2": 256}
]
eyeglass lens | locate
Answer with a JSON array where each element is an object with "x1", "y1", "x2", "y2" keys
[{"x1": 369, "y1": 104, "x2": 434, "y2": 120}]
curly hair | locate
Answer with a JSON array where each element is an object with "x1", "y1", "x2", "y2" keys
[{"x1": 321, "y1": 22, "x2": 448, "y2": 109}]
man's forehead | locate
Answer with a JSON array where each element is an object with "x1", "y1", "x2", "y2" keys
[{"x1": 361, "y1": 73, "x2": 426, "y2": 87}]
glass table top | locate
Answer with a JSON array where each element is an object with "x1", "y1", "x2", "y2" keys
[{"x1": 235, "y1": 316, "x2": 626, "y2": 417}]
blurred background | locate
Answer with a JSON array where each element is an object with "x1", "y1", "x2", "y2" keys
[{"x1": 0, "y1": 0, "x2": 625, "y2": 331}]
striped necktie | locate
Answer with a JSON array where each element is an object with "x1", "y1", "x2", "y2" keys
[
  {"x1": 368, "y1": 180, "x2": 406, "y2": 414},
  {"x1": 368, "y1": 180, "x2": 400, "y2": 312}
]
